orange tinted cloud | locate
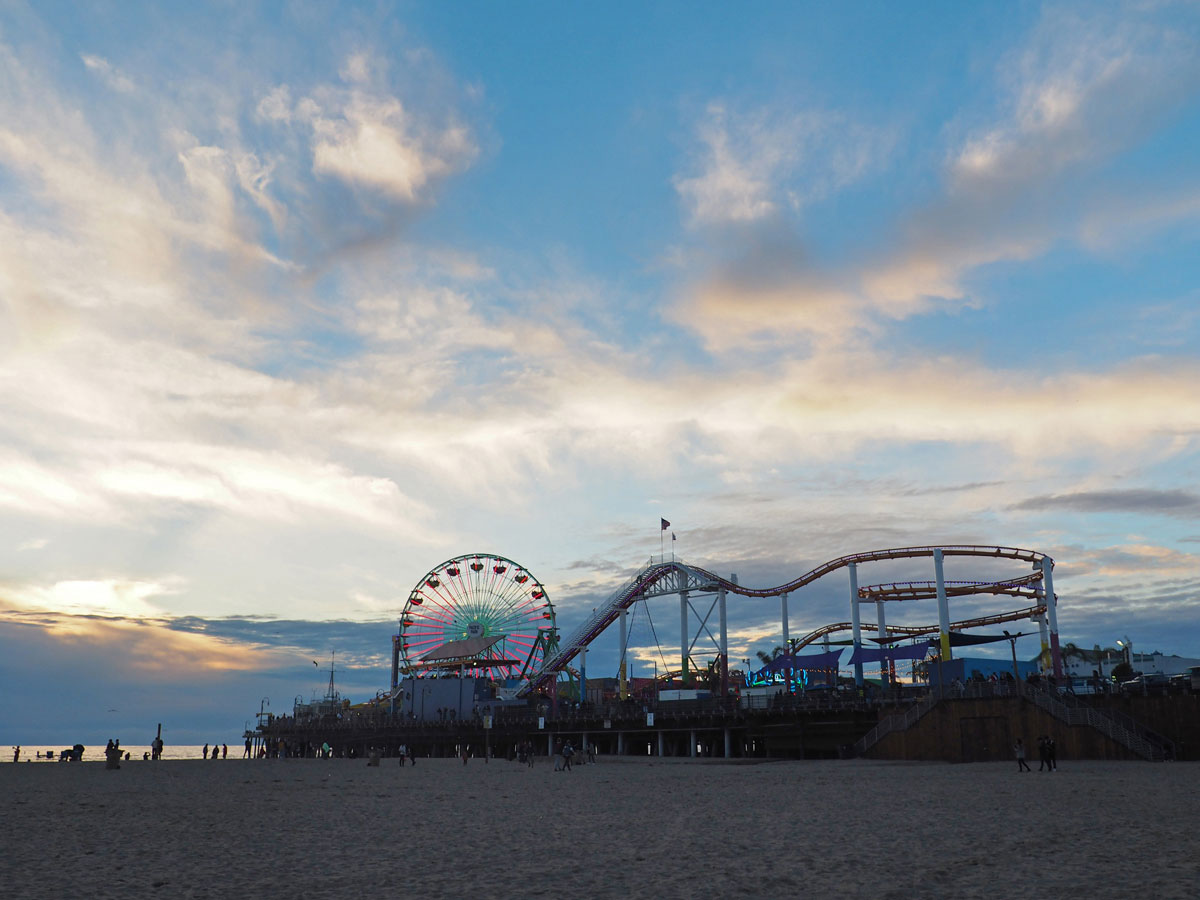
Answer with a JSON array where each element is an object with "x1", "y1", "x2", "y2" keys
[{"x1": 12, "y1": 612, "x2": 295, "y2": 675}]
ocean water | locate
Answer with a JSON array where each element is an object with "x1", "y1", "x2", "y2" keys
[{"x1": 8, "y1": 744, "x2": 252, "y2": 763}]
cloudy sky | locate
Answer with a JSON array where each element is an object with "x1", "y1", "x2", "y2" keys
[{"x1": 3, "y1": 1, "x2": 1199, "y2": 744}]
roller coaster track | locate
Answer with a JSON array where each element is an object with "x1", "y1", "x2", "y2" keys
[
  {"x1": 859, "y1": 570, "x2": 1045, "y2": 602},
  {"x1": 519, "y1": 545, "x2": 1051, "y2": 697},
  {"x1": 789, "y1": 604, "x2": 1047, "y2": 650}
]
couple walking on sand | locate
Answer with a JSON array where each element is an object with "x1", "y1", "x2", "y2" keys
[{"x1": 1014, "y1": 735, "x2": 1058, "y2": 772}]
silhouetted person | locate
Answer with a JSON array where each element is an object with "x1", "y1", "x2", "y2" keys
[
  {"x1": 203, "y1": 744, "x2": 209, "y2": 760},
  {"x1": 1014, "y1": 738, "x2": 1031, "y2": 772}
]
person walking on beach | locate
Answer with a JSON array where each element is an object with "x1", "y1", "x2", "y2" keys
[
  {"x1": 211, "y1": 742, "x2": 219, "y2": 760},
  {"x1": 244, "y1": 737, "x2": 251, "y2": 759},
  {"x1": 562, "y1": 740, "x2": 575, "y2": 772},
  {"x1": 222, "y1": 744, "x2": 228, "y2": 759},
  {"x1": 1037, "y1": 736, "x2": 1050, "y2": 771},
  {"x1": 12, "y1": 745, "x2": 19, "y2": 763},
  {"x1": 1014, "y1": 738, "x2": 1031, "y2": 772},
  {"x1": 203, "y1": 743, "x2": 209, "y2": 760}
]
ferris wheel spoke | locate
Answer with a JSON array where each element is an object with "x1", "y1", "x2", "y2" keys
[
  {"x1": 409, "y1": 605, "x2": 454, "y2": 624},
  {"x1": 489, "y1": 584, "x2": 542, "y2": 624},
  {"x1": 414, "y1": 588, "x2": 460, "y2": 626},
  {"x1": 405, "y1": 634, "x2": 444, "y2": 646}
]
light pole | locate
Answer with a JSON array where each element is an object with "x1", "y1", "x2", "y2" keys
[{"x1": 1116, "y1": 638, "x2": 1132, "y2": 669}]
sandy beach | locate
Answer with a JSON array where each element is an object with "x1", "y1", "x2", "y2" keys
[{"x1": 2, "y1": 756, "x2": 1195, "y2": 899}]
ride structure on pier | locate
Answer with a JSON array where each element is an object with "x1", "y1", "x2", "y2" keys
[{"x1": 521, "y1": 545, "x2": 1060, "y2": 699}]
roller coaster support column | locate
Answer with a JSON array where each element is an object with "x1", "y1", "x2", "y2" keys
[
  {"x1": 719, "y1": 580, "x2": 730, "y2": 698},
  {"x1": 849, "y1": 563, "x2": 863, "y2": 687},
  {"x1": 579, "y1": 645, "x2": 587, "y2": 706},
  {"x1": 934, "y1": 549, "x2": 952, "y2": 665},
  {"x1": 680, "y1": 589, "x2": 690, "y2": 685},
  {"x1": 1040, "y1": 558, "x2": 1063, "y2": 679},
  {"x1": 781, "y1": 591, "x2": 791, "y2": 691},
  {"x1": 1037, "y1": 613, "x2": 1050, "y2": 673},
  {"x1": 619, "y1": 608, "x2": 629, "y2": 701},
  {"x1": 876, "y1": 599, "x2": 889, "y2": 690}
]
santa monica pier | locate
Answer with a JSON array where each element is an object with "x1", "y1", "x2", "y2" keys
[{"x1": 253, "y1": 546, "x2": 1200, "y2": 763}]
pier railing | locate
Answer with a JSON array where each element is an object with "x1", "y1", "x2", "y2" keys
[
  {"x1": 852, "y1": 694, "x2": 939, "y2": 756},
  {"x1": 852, "y1": 682, "x2": 1175, "y2": 761},
  {"x1": 1026, "y1": 685, "x2": 1174, "y2": 761}
]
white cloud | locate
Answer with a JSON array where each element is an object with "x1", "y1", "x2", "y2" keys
[
  {"x1": 674, "y1": 103, "x2": 889, "y2": 227},
  {"x1": 256, "y1": 85, "x2": 292, "y2": 122},
  {"x1": 80, "y1": 53, "x2": 134, "y2": 93},
  {"x1": 950, "y1": 10, "x2": 1199, "y2": 193},
  {"x1": 671, "y1": 9, "x2": 1200, "y2": 347},
  {"x1": 339, "y1": 51, "x2": 373, "y2": 84},
  {"x1": 674, "y1": 105, "x2": 778, "y2": 224},
  {"x1": 4, "y1": 578, "x2": 181, "y2": 618},
  {"x1": 310, "y1": 93, "x2": 475, "y2": 200}
]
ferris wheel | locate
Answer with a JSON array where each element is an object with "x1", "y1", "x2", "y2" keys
[{"x1": 398, "y1": 553, "x2": 556, "y2": 681}]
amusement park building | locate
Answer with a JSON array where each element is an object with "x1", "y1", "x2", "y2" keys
[
  {"x1": 1060, "y1": 650, "x2": 1200, "y2": 680},
  {"x1": 925, "y1": 656, "x2": 1039, "y2": 685}
]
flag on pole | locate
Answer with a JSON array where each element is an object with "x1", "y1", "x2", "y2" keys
[{"x1": 660, "y1": 518, "x2": 670, "y2": 531}]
